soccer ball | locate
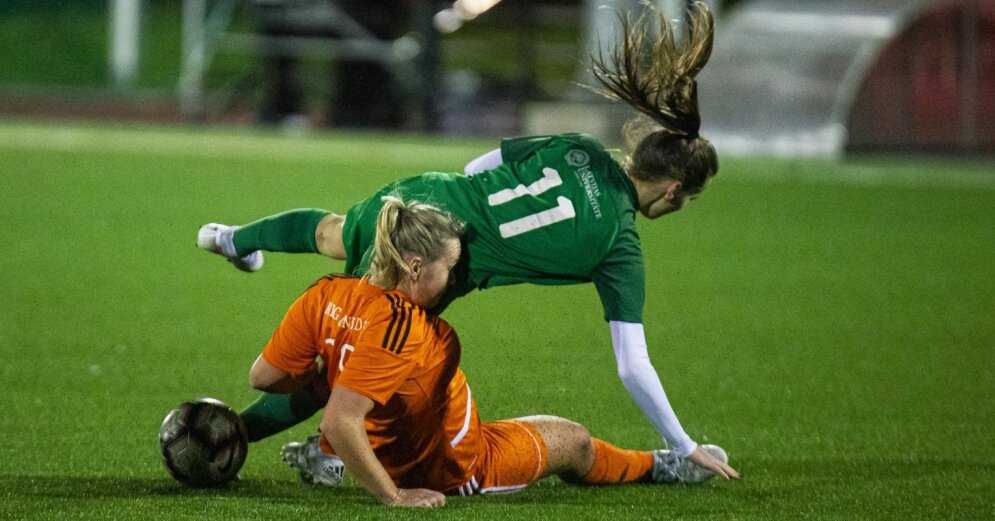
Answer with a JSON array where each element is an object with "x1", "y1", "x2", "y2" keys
[{"x1": 159, "y1": 398, "x2": 248, "y2": 487}]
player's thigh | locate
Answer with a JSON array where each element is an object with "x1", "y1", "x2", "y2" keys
[{"x1": 514, "y1": 415, "x2": 593, "y2": 476}]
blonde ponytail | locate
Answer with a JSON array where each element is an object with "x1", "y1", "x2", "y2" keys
[{"x1": 368, "y1": 195, "x2": 464, "y2": 289}]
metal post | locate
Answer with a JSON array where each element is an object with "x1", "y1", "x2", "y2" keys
[
  {"x1": 109, "y1": 0, "x2": 143, "y2": 90},
  {"x1": 578, "y1": 0, "x2": 643, "y2": 93},
  {"x1": 179, "y1": 0, "x2": 207, "y2": 118},
  {"x1": 413, "y1": 0, "x2": 439, "y2": 131},
  {"x1": 961, "y1": 0, "x2": 979, "y2": 151}
]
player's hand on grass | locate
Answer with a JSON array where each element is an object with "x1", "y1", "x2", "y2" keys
[
  {"x1": 386, "y1": 488, "x2": 446, "y2": 508},
  {"x1": 688, "y1": 446, "x2": 741, "y2": 480}
]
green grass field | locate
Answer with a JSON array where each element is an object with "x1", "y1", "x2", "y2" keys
[{"x1": 1, "y1": 121, "x2": 993, "y2": 520}]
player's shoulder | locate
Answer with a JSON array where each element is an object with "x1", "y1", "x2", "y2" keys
[
  {"x1": 394, "y1": 171, "x2": 466, "y2": 194},
  {"x1": 366, "y1": 291, "x2": 432, "y2": 354},
  {"x1": 560, "y1": 132, "x2": 603, "y2": 144},
  {"x1": 547, "y1": 132, "x2": 608, "y2": 152},
  {"x1": 510, "y1": 132, "x2": 606, "y2": 150},
  {"x1": 308, "y1": 273, "x2": 362, "y2": 294},
  {"x1": 366, "y1": 291, "x2": 429, "y2": 328},
  {"x1": 313, "y1": 275, "x2": 395, "y2": 318}
]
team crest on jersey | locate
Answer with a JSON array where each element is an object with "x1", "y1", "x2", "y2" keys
[{"x1": 565, "y1": 149, "x2": 590, "y2": 167}]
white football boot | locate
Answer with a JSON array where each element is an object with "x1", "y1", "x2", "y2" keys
[
  {"x1": 281, "y1": 435, "x2": 346, "y2": 486},
  {"x1": 197, "y1": 223, "x2": 264, "y2": 272},
  {"x1": 651, "y1": 444, "x2": 728, "y2": 484}
]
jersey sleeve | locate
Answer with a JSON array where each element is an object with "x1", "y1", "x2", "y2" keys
[
  {"x1": 334, "y1": 296, "x2": 428, "y2": 405},
  {"x1": 591, "y1": 225, "x2": 645, "y2": 323},
  {"x1": 261, "y1": 287, "x2": 321, "y2": 375}
]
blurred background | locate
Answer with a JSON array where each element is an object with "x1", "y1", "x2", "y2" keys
[
  {"x1": 1, "y1": 0, "x2": 992, "y2": 158},
  {"x1": 2, "y1": 6, "x2": 994, "y2": 517}
]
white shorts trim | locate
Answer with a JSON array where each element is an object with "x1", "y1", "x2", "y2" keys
[
  {"x1": 457, "y1": 477, "x2": 527, "y2": 496},
  {"x1": 449, "y1": 384, "x2": 472, "y2": 448},
  {"x1": 510, "y1": 420, "x2": 544, "y2": 482}
]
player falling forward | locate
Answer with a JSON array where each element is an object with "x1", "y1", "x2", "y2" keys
[
  {"x1": 199, "y1": 2, "x2": 735, "y2": 480},
  {"x1": 249, "y1": 197, "x2": 737, "y2": 508}
]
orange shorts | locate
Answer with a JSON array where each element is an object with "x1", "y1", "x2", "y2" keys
[{"x1": 448, "y1": 419, "x2": 549, "y2": 496}]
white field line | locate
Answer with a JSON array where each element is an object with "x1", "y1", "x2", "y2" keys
[{"x1": 2, "y1": 123, "x2": 994, "y2": 190}]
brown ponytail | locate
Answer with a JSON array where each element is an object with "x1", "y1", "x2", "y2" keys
[{"x1": 588, "y1": 1, "x2": 718, "y2": 192}]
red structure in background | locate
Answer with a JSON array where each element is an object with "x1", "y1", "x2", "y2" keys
[{"x1": 848, "y1": 0, "x2": 995, "y2": 152}]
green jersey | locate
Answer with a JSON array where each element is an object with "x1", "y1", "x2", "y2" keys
[{"x1": 342, "y1": 133, "x2": 645, "y2": 323}]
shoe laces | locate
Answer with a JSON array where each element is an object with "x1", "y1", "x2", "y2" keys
[{"x1": 651, "y1": 450, "x2": 684, "y2": 484}]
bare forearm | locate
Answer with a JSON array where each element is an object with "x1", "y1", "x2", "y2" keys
[{"x1": 325, "y1": 419, "x2": 398, "y2": 503}]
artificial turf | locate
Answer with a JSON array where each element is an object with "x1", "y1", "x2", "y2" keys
[{"x1": 1, "y1": 121, "x2": 993, "y2": 520}]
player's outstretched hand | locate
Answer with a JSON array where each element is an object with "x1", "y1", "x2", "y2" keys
[
  {"x1": 387, "y1": 488, "x2": 446, "y2": 508},
  {"x1": 688, "y1": 446, "x2": 741, "y2": 480}
]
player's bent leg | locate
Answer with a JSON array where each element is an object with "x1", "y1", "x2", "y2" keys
[
  {"x1": 464, "y1": 416, "x2": 668, "y2": 495},
  {"x1": 519, "y1": 415, "x2": 655, "y2": 486}
]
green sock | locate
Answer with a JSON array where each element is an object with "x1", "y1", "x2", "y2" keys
[
  {"x1": 239, "y1": 390, "x2": 326, "y2": 442},
  {"x1": 232, "y1": 209, "x2": 330, "y2": 257}
]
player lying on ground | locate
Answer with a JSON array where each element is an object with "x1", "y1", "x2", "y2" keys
[
  {"x1": 201, "y1": 2, "x2": 728, "y2": 478},
  {"x1": 248, "y1": 197, "x2": 739, "y2": 508}
]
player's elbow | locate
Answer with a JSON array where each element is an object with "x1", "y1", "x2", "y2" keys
[
  {"x1": 616, "y1": 355, "x2": 653, "y2": 387},
  {"x1": 321, "y1": 410, "x2": 355, "y2": 447},
  {"x1": 616, "y1": 356, "x2": 637, "y2": 383},
  {"x1": 320, "y1": 417, "x2": 338, "y2": 443},
  {"x1": 248, "y1": 370, "x2": 274, "y2": 392},
  {"x1": 248, "y1": 366, "x2": 267, "y2": 391}
]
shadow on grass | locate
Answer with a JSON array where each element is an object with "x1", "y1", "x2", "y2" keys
[
  {"x1": 0, "y1": 473, "x2": 716, "y2": 510},
  {"x1": 0, "y1": 474, "x2": 365, "y2": 502},
  {"x1": 9, "y1": 456, "x2": 988, "y2": 500},
  {"x1": 5, "y1": 456, "x2": 991, "y2": 512}
]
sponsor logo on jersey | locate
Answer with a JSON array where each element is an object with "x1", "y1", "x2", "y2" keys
[
  {"x1": 565, "y1": 149, "x2": 590, "y2": 167},
  {"x1": 324, "y1": 301, "x2": 368, "y2": 331},
  {"x1": 565, "y1": 149, "x2": 602, "y2": 218},
  {"x1": 574, "y1": 165, "x2": 603, "y2": 219}
]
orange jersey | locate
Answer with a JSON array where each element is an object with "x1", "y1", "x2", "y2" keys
[{"x1": 262, "y1": 275, "x2": 482, "y2": 491}]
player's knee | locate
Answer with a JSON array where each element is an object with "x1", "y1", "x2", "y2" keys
[
  {"x1": 549, "y1": 421, "x2": 595, "y2": 481},
  {"x1": 564, "y1": 421, "x2": 594, "y2": 461},
  {"x1": 316, "y1": 213, "x2": 346, "y2": 259}
]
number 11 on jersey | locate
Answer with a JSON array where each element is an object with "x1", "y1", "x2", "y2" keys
[{"x1": 488, "y1": 167, "x2": 576, "y2": 239}]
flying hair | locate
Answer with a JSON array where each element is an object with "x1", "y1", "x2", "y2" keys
[{"x1": 587, "y1": 1, "x2": 714, "y2": 140}]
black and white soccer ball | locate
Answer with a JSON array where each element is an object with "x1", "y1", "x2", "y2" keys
[{"x1": 159, "y1": 398, "x2": 248, "y2": 487}]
